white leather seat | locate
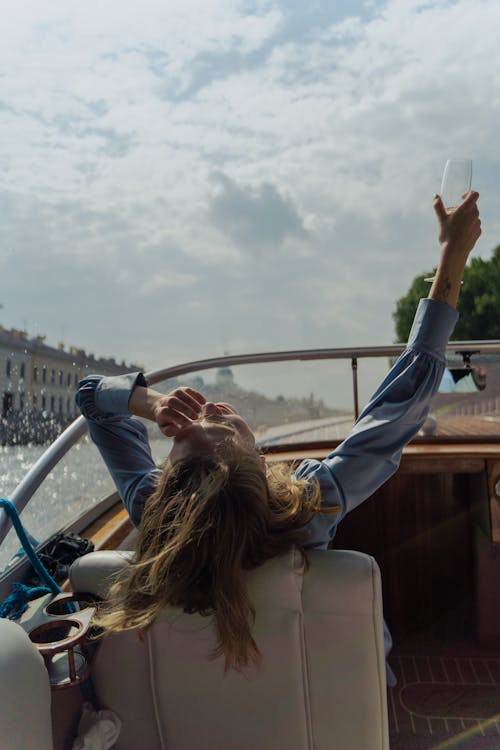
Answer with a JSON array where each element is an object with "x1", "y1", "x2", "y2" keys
[
  {"x1": 70, "y1": 548, "x2": 389, "y2": 750},
  {"x1": 0, "y1": 617, "x2": 53, "y2": 750}
]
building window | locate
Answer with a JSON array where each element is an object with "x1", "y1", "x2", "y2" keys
[
  {"x1": 33, "y1": 365, "x2": 38, "y2": 383},
  {"x1": 19, "y1": 392, "x2": 25, "y2": 410},
  {"x1": 67, "y1": 372, "x2": 71, "y2": 387},
  {"x1": 50, "y1": 396, "x2": 55, "y2": 412},
  {"x1": 42, "y1": 367, "x2": 47, "y2": 384},
  {"x1": 33, "y1": 394, "x2": 37, "y2": 408},
  {"x1": 6, "y1": 359, "x2": 11, "y2": 377},
  {"x1": 41, "y1": 395, "x2": 46, "y2": 410},
  {"x1": 51, "y1": 369, "x2": 55, "y2": 385},
  {"x1": 59, "y1": 370, "x2": 63, "y2": 385},
  {"x1": 20, "y1": 362, "x2": 25, "y2": 379},
  {"x1": 2, "y1": 393, "x2": 13, "y2": 418}
]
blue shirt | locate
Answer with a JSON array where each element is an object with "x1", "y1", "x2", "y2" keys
[
  {"x1": 76, "y1": 297, "x2": 457, "y2": 538},
  {"x1": 76, "y1": 297, "x2": 458, "y2": 685}
]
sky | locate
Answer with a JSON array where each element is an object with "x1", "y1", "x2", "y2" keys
[{"x1": 2, "y1": 0, "x2": 500, "y2": 387}]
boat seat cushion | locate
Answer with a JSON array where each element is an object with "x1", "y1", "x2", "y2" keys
[
  {"x1": 70, "y1": 548, "x2": 389, "y2": 750},
  {"x1": 0, "y1": 618, "x2": 53, "y2": 750},
  {"x1": 70, "y1": 549, "x2": 133, "y2": 598}
]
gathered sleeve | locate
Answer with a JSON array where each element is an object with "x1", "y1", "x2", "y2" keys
[
  {"x1": 75, "y1": 372, "x2": 162, "y2": 527},
  {"x1": 296, "y1": 298, "x2": 458, "y2": 549}
]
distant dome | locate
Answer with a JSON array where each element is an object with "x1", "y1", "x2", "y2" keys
[{"x1": 216, "y1": 367, "x2": 234, "y2": 384}]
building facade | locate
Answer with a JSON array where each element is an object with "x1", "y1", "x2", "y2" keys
[{"x1": 0, "y1": 327, "x2": 140, "y2": 443}]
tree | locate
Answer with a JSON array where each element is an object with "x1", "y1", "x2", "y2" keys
[{"x1": 393, "y1": 245, "x2": 500, "y2": 342}]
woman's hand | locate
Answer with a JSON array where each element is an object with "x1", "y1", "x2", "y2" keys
[
  {"x1": 153, "y1": 387, "x2": 206, "y2": 437},
  {"x1": 128, "y1": 385, "x2": 206, "y2": 436},
  {"x1": 429, "y1": 191, "x2": 482, "y2": 309},
  {"x1": 433, "y1": 191, "x2": 481, "y2": 260}
]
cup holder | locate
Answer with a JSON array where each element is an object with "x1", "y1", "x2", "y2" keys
[
  {"x1": 29, "y1": 620, "x2": 82, "y2": 646},
  {"x1": 46, "y1": 648, "x2": 88, "y2": 686},
  {"x1": 29, "y1": 594, "x2": 99, "y2": 689}
]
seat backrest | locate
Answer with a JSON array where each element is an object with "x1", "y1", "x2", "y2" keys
[
  {"x1": 0, "y1": 618, "x2": 53, "y2": 750},
  {"x1": 70, "y1": 548, "x2": 389, "y2": 750}
]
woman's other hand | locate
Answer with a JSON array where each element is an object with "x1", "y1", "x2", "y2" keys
[{"x1": 154, "y1": 387, "x2": 206, "y2": 437}]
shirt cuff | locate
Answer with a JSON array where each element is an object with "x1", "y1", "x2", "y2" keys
[
  {"x1": 94, "y1": 372, "x2": 148, "y2": 415},
  {"x1": 76, "y1": 372, "x2": 148, "y2": 419},
  {"x1": 407, "y1": 299, "x2": 458, "y2": 360}
]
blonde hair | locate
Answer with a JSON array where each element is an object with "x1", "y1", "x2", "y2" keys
[{"x1": 95, "y1": 443, "x2": 338, "y2": 672}]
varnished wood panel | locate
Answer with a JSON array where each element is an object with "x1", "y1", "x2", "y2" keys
[
  {"x1": 332, "y1": 472, "x2": 476, "y2": 638},
  {"x1": 267, "y1": 442, "x2": 496, "y2": 474},
  {"x1": 81, "y1": 503, "x2": 133, "y2": 551}
]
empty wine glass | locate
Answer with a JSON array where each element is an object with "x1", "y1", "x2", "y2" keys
[{"x1": 440, "y1": 158, "x2": 472, "y2": 210}]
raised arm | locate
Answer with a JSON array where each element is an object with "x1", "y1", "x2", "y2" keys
[{"x1": 298, "y1": 192, "x2": 482, "y2": 549}]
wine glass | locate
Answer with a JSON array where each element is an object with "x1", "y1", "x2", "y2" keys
[
  {"x1": 424, "y1": 158, "x2": 473, "y2": 282},
  {"x1": 440, "y1": 158, "x2": 472, "y2": 210}
]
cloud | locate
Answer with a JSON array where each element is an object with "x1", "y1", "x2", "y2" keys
[
  {"x1": 137, "y1": 271, "x2": 198, "y2": 295},
  {"x1": 1, "y1": 0, "x2": 500, "y2": 377},
  {"x1": 209, "y1": 172, "x2": 307, "y2": 251}
]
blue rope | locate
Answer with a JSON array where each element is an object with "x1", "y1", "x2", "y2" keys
[
  {"x1": 0, "y1": 498, "x2": 62, "y2": 595},
  {"x1": 0, "y1": 582, "x2": 52, "y2": 620}
]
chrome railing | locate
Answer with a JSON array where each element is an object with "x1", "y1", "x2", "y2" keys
[{"x1": 2, "y1": 340, "x2": 500, "y2": 546}]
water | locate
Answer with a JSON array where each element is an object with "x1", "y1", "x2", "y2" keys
[
  {"x1": 1, "y1": 444, "x2": 47, "y2": 498},
  {"x1": 0, "y1": 437, "x2": 171, "y2": 572},
  {"x1": 0, "y1": 437, "x2": 113, "y2": 569},
  {"x1": 0, "y1": 441, "x2": 107, "y2": 569}
]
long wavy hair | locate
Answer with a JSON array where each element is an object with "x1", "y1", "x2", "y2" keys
[{"x1": 96, "y1": 442, "x2": 338, "y2": 672}]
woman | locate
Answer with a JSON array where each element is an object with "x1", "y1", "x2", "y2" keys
[{"x1": 76, "y1": 192, "x2": 481, "y2": 676}]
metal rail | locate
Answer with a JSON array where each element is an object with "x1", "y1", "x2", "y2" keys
[
  {"x1": 2, "y1": 340, "x2": 500, "y2": 546},
  {"x1": 144, "y1": 340, "x2": 500, "y2": 382}
]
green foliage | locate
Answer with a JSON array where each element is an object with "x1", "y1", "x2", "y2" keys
[
  {"x1": 393, "y1": 274, "x2": 432, "y2": 342},
  {"x1": 393, "y1": 245, "x2": 500, "y2": 342}
]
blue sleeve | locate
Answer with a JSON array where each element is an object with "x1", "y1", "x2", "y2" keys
[
  {"x1": 75, "y1": 372, "x2": 162, "y2": 527},
  {"x1": 296, "y1": 298, "x2": 458, "y2": 549}
]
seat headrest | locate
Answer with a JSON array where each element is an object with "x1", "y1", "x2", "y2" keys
[
  {"x1": 70, "y1": 550, "x2": 134, "y2": 598},
  {"x1": 70, "y1": 548, "x2": 377, "y2": 615}
]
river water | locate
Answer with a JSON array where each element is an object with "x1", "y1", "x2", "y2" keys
[
  {"x1": 0, "y1": 441, "x2": 112, "y2": 570},
  {"x1": 0, "y1": 437, "x2": 171, "y2": 571}
]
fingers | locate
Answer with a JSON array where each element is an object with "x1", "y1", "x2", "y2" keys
[
  {"x1": 433, "y1": 194, "x2": 448, "y2": 224},
  {"x1": 166, "y1": 389, "x2": 205, "y2": 418},
  {"x1": 184, "y1": 387, "x2": 206, "y2": 406},
  {"x1": 435, "y1": 190, "x2": 480, "y2": 218},
  {"x1": 156, "y1": 387, "x2": 206, "y2": 437},
  {"x1": 461, "y1": 190, "x2": 479, "y2": 206},
  {"x1": 457, "y1": 191, "x2": 481, "y2": 226},
  {"x1": 215, "y1": 402, "x2": 237, "y2": 415},
  {"x1": 435, "y1": 189, "x2": 482, "y2": 258}
]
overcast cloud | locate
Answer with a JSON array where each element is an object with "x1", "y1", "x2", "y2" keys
[{"x1": 1, "y1": 0, "x2": 500, "y2": 379}]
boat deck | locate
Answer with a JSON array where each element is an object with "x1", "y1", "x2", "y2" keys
[{"x1": 389, "y1": 636, "x2": 500, "y2": 750}]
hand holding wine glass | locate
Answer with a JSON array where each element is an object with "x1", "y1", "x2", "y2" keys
[
  {"x1": 433, "y1": 190, "x2": 481, "y2": 258},
  {"x1": 427, "y1": 190, "x2": 481, "y2": 309}
]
